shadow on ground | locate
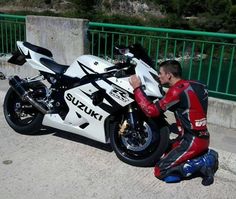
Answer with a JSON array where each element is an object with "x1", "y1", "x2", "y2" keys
[{"x1": 52, "y1": 129, "x2": 113, "y2": 152}]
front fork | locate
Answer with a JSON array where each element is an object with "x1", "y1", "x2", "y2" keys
[
  {"x1": 119, "y1": 104, "x2": 139, "y2": 136},
  {"x1": 128, "y1": 104, "x2": 138, "y2": 129}
]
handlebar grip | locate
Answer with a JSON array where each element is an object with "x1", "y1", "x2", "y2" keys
[
  {"x1": 105, "y1": 63, "x2": 128, "y2": 72},
  {"x1": 104, "y1": 65, "x2": 119, "y2": 72}
]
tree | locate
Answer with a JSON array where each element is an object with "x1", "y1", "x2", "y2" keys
[
  {"x1": 183, "y1": 0, "x2": 207, "y2": 16},
  {"x1": 231, "y1": 0, "x2": 236, "y2": 5},
  {"x1": 206, "y1": 0, "x2": 232, "y2": 15},
  {"x1": 230, "y1": 5, "x2": 236, "y2": 16},
  {"x1": 152, "y1": 0, "x2": 208, "y2": 16},
  {"x1": 71, "y1": 0, "x2": 97, "y2": 12},
  {"x1": 154, "y1": 0, "x2": 186, "y2": 16}
]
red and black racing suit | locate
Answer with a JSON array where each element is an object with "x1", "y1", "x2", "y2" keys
[{"x1": 134, "y1": 79, "x2": 210, "y2": 179}]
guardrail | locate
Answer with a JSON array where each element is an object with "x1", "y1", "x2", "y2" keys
[
  {"x1": 0, "y1": 14, "x2": 26, "y2": 54},
  {"x1": 88, "y1": 22, "x2": 236, "y2": 101},
  {"x1": 0, "y1": 14, "x2": 235, "y2": 101}
]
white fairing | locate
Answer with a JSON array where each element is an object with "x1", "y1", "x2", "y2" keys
[
  {"x1": 43, "y1": 83, "x2": 108, "y2": 143},
  {"x1": 17, "y1": 41, "x2": 55, "y2": 74},
  {"x1": 64, "y1": 55, "x2": 114, "y2": 78},
  {"x1": 135, "y1": 59, "x2": 163, "y2": 98},
  {"x1": 43, "y1": 79, "x2": 134, "y2": 143},
  {"x1": 15, "y1": 41, "x2": 164, "y2": 144},
  {"x1": 98, "y1": 77, "x2": 134, "y2": 106}
]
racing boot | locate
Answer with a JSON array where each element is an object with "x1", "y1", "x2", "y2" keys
[
  {"x1": 154, "y1": 166, "x2": 181, "y2": 183},
  {"x1": 163, "y1": 175, "x2": 181, "y2": 183},
  {"x1": 182, "y1": 149, "x2": 219, "y2": 186},
  {"x1": 200, "y1": 149, "x2": 219, "y2": 186}
]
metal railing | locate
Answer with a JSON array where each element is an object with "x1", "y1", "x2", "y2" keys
[
  {"x1": 88, "y1": 22, "x2": 236, "y2": 101},
  {"x1": 0, "y1": 14, "x2": 235, "y2": 100},
  {"x1": 0, "y1": 14, "x2": 26, "y2": 54}
]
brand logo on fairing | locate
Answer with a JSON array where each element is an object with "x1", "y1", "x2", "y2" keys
[
  {"x1": 109, "y1": 85, "x2": 129, "y2": 102},
  {"x1": 195, "y1": 118, "x2": 207, "y2": 127},
  {"x1": 66, "y1": 93, "x2": 103, "y2": 121}
]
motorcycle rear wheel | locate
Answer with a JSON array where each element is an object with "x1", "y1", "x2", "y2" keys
[
  {"x1": 110, "y1": 116, "x2": 169, "y2": 167},
  {"x1": 3, "y1": 88, "x2": 44, "y2": 134}
]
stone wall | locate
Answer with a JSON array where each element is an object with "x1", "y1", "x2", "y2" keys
[{"x1": 26, "y1": 16, "x2": 89, "y2": 65}]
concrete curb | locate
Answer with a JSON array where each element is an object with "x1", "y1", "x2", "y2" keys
[{"x1": 208, "y1": 97, "x2": 236, "y2": 129}]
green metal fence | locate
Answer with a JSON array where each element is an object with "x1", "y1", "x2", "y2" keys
[
  {"x1": 0, "y1": 14, "x2": 26, "y2": 54},
  {"x1": 0, "y1": 14, "x2": 235, "y2": 101},
  {"x1": 88, "y1": 22, "x2": 236, "y2": 101}
]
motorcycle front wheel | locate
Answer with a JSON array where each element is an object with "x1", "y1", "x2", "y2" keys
[
  {"x1": 110, "y1": 116, "x2": 170, "y2": 167},
  {"x1": 3, "y1": 88, "x2": 44, "y2": 134}
]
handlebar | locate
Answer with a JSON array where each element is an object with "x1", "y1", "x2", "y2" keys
[
  {"x1": 114, "y1": 43, "x2": 154, "y2": 68},
  {"x1": 104, "y1": 62, "x2": 130, "y2": 72},
  {"x1": 114, "y1": 46, "x2": 134, "y2": 58}
]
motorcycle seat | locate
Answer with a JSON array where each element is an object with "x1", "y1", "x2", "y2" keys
[
  {"x1": 23, "y1": 42, "x2": 53, "y2": 58},
  {"x1": 40, "y1": 58, "x2": 69, "y2": 74}
]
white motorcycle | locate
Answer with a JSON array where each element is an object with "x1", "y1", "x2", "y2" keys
[{"x1": 0, "y1": 41, "x2": 170, "y2": 167}]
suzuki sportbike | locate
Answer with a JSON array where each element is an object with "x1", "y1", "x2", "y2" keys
[{"x1": 0, "y1": 42, "x2": 170, "y2": 167}]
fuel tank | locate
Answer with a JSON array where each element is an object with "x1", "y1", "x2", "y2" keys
[{"x1": 64, "y1": 55, "x2": 114, "y2": 78}]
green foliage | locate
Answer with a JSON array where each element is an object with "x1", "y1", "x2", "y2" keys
[
  {"x1": 99, "y1": 14, "x2": 144, "y2": 25},
  {"x1": 169, "y1": 0, "x2": 185, "y2": 16},
  {"x1": 183, "y1": 0, "x2": 207, "y2": 16},
  {"x1": 203, "y1": 14, "x2": 228, "y2": 31},
  {"x1": 206, "y1": 0, "x2": 232, "y2": 15},
  {"x1": 230, "y1": 5, "x2": 236, "y2": 17},
  {"x1": 155, "y1": 14, "x2": 190, "y2": 29},
  {"x1": 153, "y1": 0, "x2": 207, "y2": 16},
  {"x1": 2, "y1": 0, "x2": 236, "y2": 33},
  {"x1": 225, "y1": 5, "x2": 236, "y2": 33},
  {"x1": 71, "y1": 0, "x2": 98, "y2": 12}
]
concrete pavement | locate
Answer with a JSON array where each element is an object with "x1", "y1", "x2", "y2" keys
[{"x1": 0, "y1": 79, "x2": 236, "y2": 199}]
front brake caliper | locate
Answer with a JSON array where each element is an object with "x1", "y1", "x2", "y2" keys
[{"x1": 118, "y1": 120, "x2": 129, "y2": 136}]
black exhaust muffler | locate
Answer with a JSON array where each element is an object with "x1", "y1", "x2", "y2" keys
[{"x1": 9, "y1": 76, "x2": 48, "y2": 114}]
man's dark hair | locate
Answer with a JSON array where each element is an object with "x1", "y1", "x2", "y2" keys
[{"x1": 159, "y1": 60, "x2": 182, "y2": 78}]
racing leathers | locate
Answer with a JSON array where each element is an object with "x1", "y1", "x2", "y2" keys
[{"x1": 133, "y1": 79, "x2": 210, "y2": 179}]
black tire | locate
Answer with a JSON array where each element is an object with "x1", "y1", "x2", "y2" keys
[
  {"x1": 3, "y1": 88, "x2": 44, "y2": 134},
  {"x1": 110, "y1": 116, "x2": 169, "y2": 167}
]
